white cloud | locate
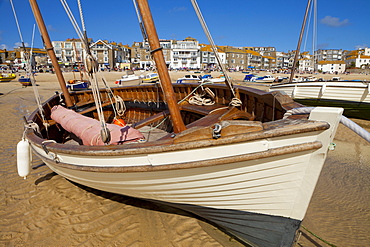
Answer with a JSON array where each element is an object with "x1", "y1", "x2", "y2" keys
[
  {"x1": 0, "y1": 44, "x2": 8, "y2": 50},
  {"x1": 14, "y1": 42, "x2": 30, "y2": 48},
  {"x1": 47, "y1": 24, "x2": 57, "y2": 32},
  {"x1": 169, "y1": 7, "x2": 187, "y2": 13},
  {"x1": 355, "y1": 44, "x2": 368, "y2": 49},
  {"x1": 317, "y1": 43, "x2": 329, "y2": 49},
  {"x1": 320, "y1": 16, "x2": 349, "y2": 27}
]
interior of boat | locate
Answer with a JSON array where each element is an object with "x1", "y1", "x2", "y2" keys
[{"x1": 28, "y1": 82, "x2": 316, "y2": 147}]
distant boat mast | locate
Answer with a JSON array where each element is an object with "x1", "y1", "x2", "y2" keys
[{"x1": 289, "y1": 0, "x2": 312, "y2": 83}]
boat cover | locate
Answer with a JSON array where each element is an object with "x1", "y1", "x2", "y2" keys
[{"x1": 51, "y1": 105, "x2": 145, "y2": 145}]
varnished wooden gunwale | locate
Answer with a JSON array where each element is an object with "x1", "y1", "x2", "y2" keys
[{"x1": 26, "y1": 118, "x2": 328, "y2": 156}]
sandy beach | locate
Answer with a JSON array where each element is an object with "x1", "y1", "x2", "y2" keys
[{"x1": 0, "y1": 71, "x2": 369, "y2": 246}]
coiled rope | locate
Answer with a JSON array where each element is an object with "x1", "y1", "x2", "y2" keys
[{"x1": 284, "y1": 107, "x2": 370, "y2": 143}]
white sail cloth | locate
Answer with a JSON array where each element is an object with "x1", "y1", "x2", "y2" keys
[{"x1": 51, "y1": 105, "x2": 144, "y2": 145}]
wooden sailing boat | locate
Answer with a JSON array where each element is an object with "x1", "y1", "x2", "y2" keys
[{"x1": 19, "y1": 0, "x2": 344, "y2": 246}]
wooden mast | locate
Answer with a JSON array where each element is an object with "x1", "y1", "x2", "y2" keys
[
  {"x1": 289, "y1": 0, "x2": 312, "y2": 83},
  {"x1": 135, "y1": 0, "x2": 186, "y2": 133},
  {"x1": 29, "y1": 0, "x2": 73, "y2": 107}
]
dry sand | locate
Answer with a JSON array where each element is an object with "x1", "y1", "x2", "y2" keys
[{"x1": 0, "y1": 71, "x2": 369, "y2": 246}]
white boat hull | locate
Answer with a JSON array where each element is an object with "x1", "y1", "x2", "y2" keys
[
  {"x1": 29, "y1": 107, "x2": 343, "y2": 246},
  {"x1": 270, "y1": 81, "x2": 370, "y2": 103}
]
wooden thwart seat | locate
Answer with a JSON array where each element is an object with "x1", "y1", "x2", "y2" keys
[
  {"x1": 184, "y1": 105, "x2": 254, "y2": 128},
  {"x1": 132, "y1": 110, "x2": 170, "y2": 129},
  {"x1": 179, "y1": 103, "x2": 226, "y2": 115}
]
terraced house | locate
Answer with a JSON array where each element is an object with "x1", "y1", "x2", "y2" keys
[
  {"x1": 199, "y1": 44, "x2": 225, "y2": 70},
  {"x1": 243, "y1": 48, "x2": 262, "y2": 70},
  {"x1": 89, "y1": 39, "x2": 131, "y2": 70},
  {"x1": 223, "y1": 46, "x2": 246, "y2": 71}
]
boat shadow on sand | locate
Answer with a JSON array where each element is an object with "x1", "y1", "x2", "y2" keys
[
  {"x1": 33, "y1": 162, "x2": 328, "y2": 247},
  {"x1": 34, "y1": 168, "x2": 244, "y2": 245}
]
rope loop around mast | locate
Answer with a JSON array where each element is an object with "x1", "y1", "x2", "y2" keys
[{"x1": 150, "y1": 47, "x2": 163, "y2": 54}]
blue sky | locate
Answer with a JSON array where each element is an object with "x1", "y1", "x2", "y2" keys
[{"x1": 1, "y1": 0, "x2": 369, "y2": 53}]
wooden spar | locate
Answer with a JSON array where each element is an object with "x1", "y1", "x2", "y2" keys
[
  {"x1": 29, "y1": 0, "x2": 73, "y2": 107},
  {"x1": 289, "y1": 0, "x2": 312, "y2": 83},
  {"x1": 135, "y1": 0, "x2": 186, "y2": 133}
]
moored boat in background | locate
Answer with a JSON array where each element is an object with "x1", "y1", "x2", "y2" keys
[
  {"x1": 269, "y1": 80, "x2": 370, "y2": 119},
  {"x1": 176, "y1": 74, "x2": 201, "y2": 83},
  {"x1": 0, "y1": 73, "x2": 17, "y2": 82},
  {"x1": 141, "y1": 72, "x2": 159, "y2": 83},
  {"x1": 115, "y1": 70, "x2": 143, "y2": 85},
  {"x1": 18, "y1": 75, "x2": 32, "y2": 86},
  {"x1": 66, "y1": 79, "x2": 90, "y2": 91}
]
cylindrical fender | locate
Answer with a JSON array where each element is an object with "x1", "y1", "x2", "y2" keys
[{"x1": 17, "y1": 139, "x2": 31, "y2": 179}]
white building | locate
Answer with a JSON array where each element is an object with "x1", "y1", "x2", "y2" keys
[
  {"x1": 345, "y1": 48, "x2": 370, "y2": 68},
  {"x1": 299, "y1": 58, "x2": 314, "y2": 72},
  {"x1": 316, "y1": 60, "x2": 346, "y2": 74},
  {"x1": 200, "y1": 45, "x2": 226, "y2": 70},
  {"x1": 315, "y1": 49, "x2": 343, "y2": 61},
  {"x1": 52, "y1": 39, "x2": 84, "y2": 65},
  {"x1": 170, "y1": 37, "x2": 200, "y2": 70}
]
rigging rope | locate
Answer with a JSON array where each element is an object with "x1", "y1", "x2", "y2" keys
[
  {"x1": 10, "y1": 0, "x2": 47, "y2": 128},
  {"x1": 10, "y1": 0, "x2": 24, "y2": 45},
  {"x1": 60, "y1": 0, "x2": 84, "y2": 40},
  {"x1": 77, "y1": 0, "x2": 86, "y2": 32},
  {"x1": 190, "y1": 0, "x2": 236, "y2": 98},
  {"x1": 60, "y1": 0, "x2": 115, "y2": 143},
  {"x1": 132, "y1": 0, "x2": 148, "y2": 41}
]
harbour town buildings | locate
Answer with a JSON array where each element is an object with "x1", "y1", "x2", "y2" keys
[{"x1": 1, "y1": 37, "x2": 369, "y2": 74}]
